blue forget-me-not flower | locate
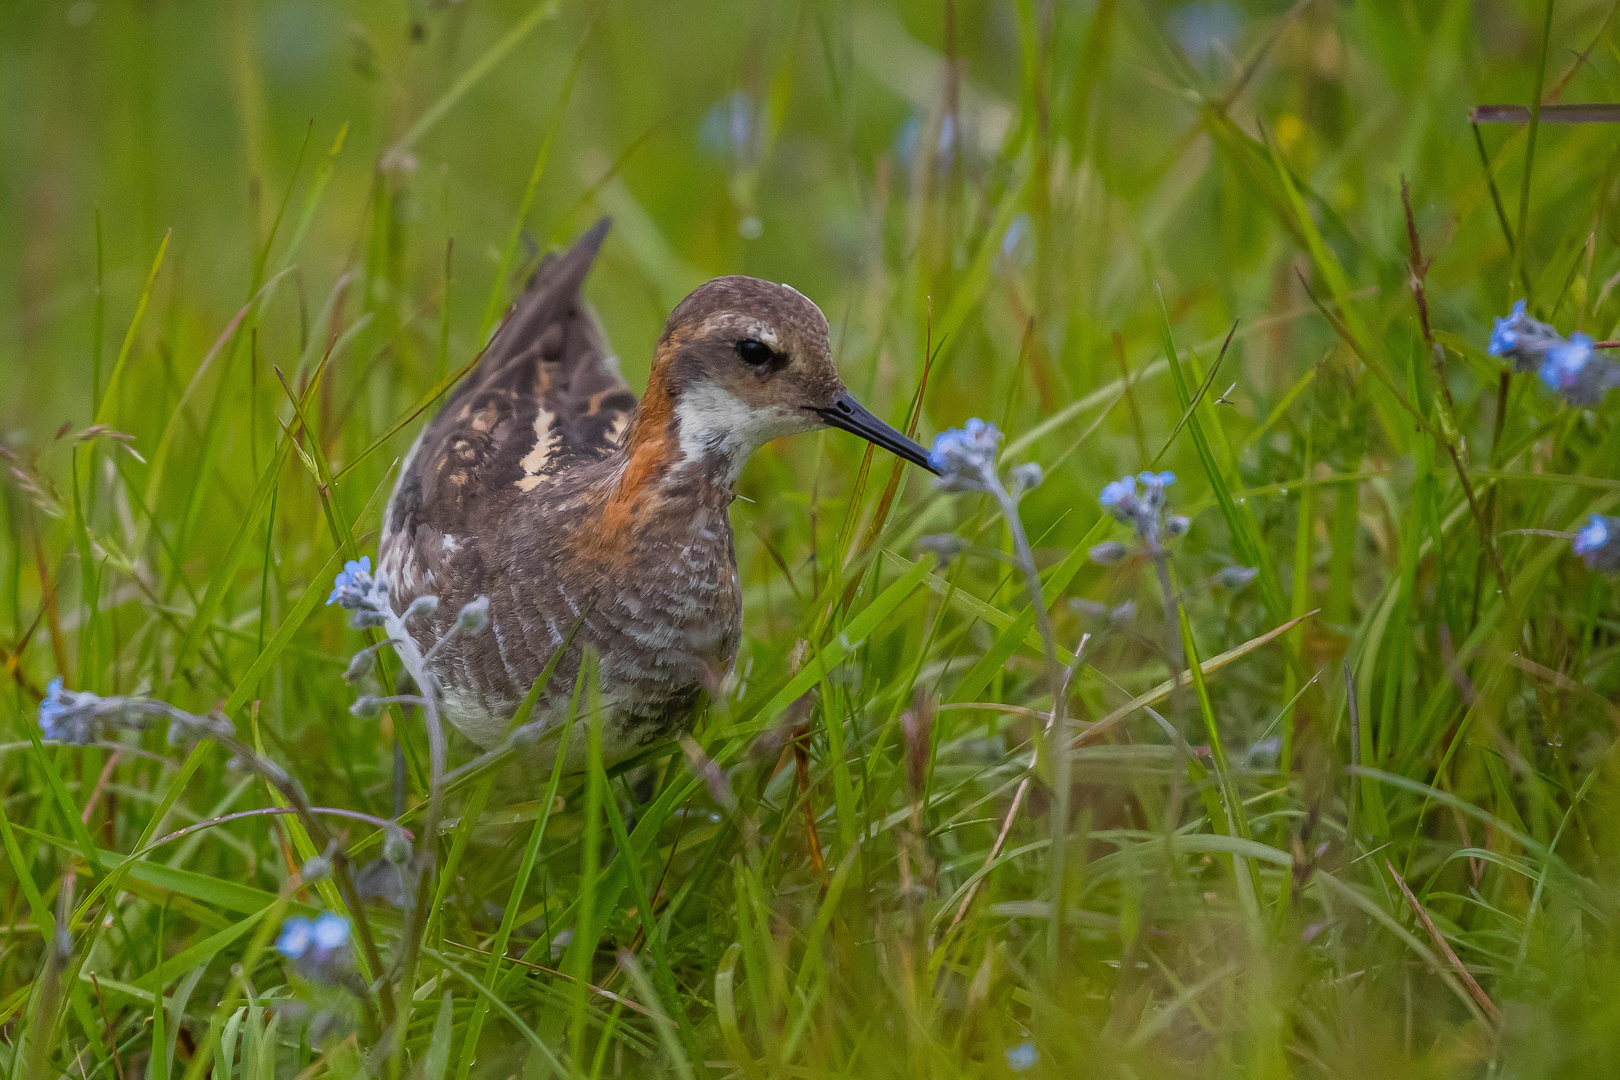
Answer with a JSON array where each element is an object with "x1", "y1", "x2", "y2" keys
[
  {"x1": 896, "y1": 111, "x2": 956, "y2": 173},
  {"x1": 1488, "y1": 300, "x2": 1563, "y2": 371},
  {"x1": 1005, "y1": 1040, "x2": 1038, "y2": 1072},
  {"x1": 928, "y1": 418, "x2": 1004, "y2": 493},
  {"x1": 35, "y1": 678, "x2": 201, "y2": 746},
  {"x1": 38, "y1": 677, "x2": 110, "y2": 745},
  {"x1": 1539, "y1": 333, "x2": 1596, "y2": 393},
  {"x1": 1572, "y1": 513, "x2": 1620, "y2": 573},
  {"x1": 277, "y1": 912, "x2": 354, "y2": 984}
]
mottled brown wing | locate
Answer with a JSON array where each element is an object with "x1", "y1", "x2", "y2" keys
[{"x1": 383, "y1": 218, "x2": 637, "y2": 544}]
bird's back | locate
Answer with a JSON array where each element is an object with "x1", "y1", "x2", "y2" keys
[{"x1": 382, "y1": 217, "x2": 636, "y2": 554}]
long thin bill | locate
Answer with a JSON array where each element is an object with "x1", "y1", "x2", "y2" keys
[{"x1": 812, "y1": 392, "x2": 939, "y2": 474}]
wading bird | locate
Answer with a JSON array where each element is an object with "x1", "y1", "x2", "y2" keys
[{"x1": 379, "y1": 219, "x2": 935, "y2": 767}]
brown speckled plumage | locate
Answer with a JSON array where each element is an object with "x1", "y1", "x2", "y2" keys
[{"x1": 379, "y1": 219, "x2": 934, "y2": 766}]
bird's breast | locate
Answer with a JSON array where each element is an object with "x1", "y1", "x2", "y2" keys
[{"x1": 415, "y1": 483, "x2": 742, "y2": 759}]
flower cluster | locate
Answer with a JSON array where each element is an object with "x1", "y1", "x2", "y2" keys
[
  {"x1": 1093, "y1": 471, "x2": 1187, "y2": 558},
  {"x1": 1488, "y1": 300, "x2": 1620, "y2": 405},
  {"x1": 1488, "y1": 300, "x2": 1566, "y2": 372},
  {"x1": 327, "y1": 557, "x2": 391, "y2": 629},
  {"x1": 276, "y1": 912, "x2": 354, "y2": 984},
  {"x1": 1573, "y1": 514, "x2": 1620, "y2": 573},
  {"x1": 38, "y1": 677, "x2": 119, "y2": 744},
  {"x1": 928, "y1": 418, "x2": 1004, "y2": 493},
  {"x1": 37, "y1": 678, "x2": 230, "y2": 747},
  {"x1": 927, "y1": 419, "x2": 1046, "y2": 508}
]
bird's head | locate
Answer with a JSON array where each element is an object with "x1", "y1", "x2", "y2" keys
[{"x1": 648, "y1": 276, "x2": 937, "y2": 482}]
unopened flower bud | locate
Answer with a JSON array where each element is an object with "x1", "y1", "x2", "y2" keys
[
  {"x1": 405, "y1": 595, "x2": 439, "y2": 622},
  {"x1": 350, "y1": 696, "x2": 384, "y2": 719},
  {"x1": 1089, "y1": 541, "x2": 1129, "y2": 566},
  {"x1": 343, "y1": 648, "x2": 376, "y2": 684},
  {"x1": 1164, "y1": 515, "x2": 1190, "y2": 538},
  {"x1": 1008, "y1": 462, "x2": 1043, "y2": 495},
  {"x1": 383, "y1": 824, "x2": 412, "y2": 867},
  {"x1": 1214, "y1": 565, "x2": 1258, "y2": 590},
  {"x1": 1070, "y1": 598, "x2": 1108, "y2": 619},
  {"x1": 456, "y1": 596, "x2": 491, "y2": 634}
]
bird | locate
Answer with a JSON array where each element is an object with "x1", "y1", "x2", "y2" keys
[{"x1": 378, "y1": 219, "x2": 936, "y2": 769}]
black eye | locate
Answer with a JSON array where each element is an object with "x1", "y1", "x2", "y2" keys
[{"x1": 735, "y1": 339, "x2": 776, "y2": 366}]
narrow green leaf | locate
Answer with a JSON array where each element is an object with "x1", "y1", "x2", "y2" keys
[
  {"x1": 96, "y1": 229, "x2": 172, "y2": 426},
  {"x1": 382, "y1": 1, "x2": 562, "y2": 166}
]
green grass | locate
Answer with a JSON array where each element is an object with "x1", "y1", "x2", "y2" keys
[{"x1": 6, "y1": 0, "x2": 1620, "y2": 1075}]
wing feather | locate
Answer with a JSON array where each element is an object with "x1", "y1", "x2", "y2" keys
[{"x1": 383, "y1": 218, "x2": 636, "y2": 549}]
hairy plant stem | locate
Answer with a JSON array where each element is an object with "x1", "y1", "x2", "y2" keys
[{"x1": 379, "y1": 613, "x2": 458, "y2": 1061}]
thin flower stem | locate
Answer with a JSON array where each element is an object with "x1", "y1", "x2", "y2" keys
[
  {"x1": 1150, "y1": 547, "x2": 1186, "y2": 698},
  {"x1": 985, "y1": 473, "x2": 1072, "y2": 976},
  {"x1": 148, "y1": 806, "x2": 411, "y2": 851}
]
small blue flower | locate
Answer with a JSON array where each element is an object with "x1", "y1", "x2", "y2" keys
[
  {"x1": 1539, "y1": 333, "x2": 1595, "y2": 392},
  {"x1": 895, "y1": 111, "x2": 956, "y2": 172},
  {"x1": 39, "y1": 677, "x2": 69, "y2": 739},
  {"x1": 1100, "y1": 469, "x2": 1184, "y2": 544},
  {"x1": 312, "y1": 912, "x2": 350, "y2": 952},
  {"x1": 699, "y1": 92, "x2": 755, "y2": 161},
  {"x1": 1002, "y1": 213, "x2": 1032, "y2": 262},
  {"x1": 1483, "y1": 299, "x2": 1587, "y2": 388},
  {"x1": 1573, "y1": 514, "x2": 1610, "y2": 557},
  {"x1": 1098, "y1": 476, "x2": 1136, "y2": 508},
  {"x1": 1572, "y1": 514, "x2": 1620, "y2": 572},
  {"x1": 1005, "y1": 1040, "x2": 1038, "y2": 1072},
  {"x1": 276, "y1": 916, "x2": 314, "y2": 960},
  {"x1": 1487, "y1": 299, "x2": 1527, "y2": 358}
]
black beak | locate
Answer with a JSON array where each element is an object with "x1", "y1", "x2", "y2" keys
[{"x1": 811, "y1": 392, "x2": 939, "y2": 475}]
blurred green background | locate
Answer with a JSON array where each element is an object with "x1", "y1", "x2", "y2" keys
[{"x1": 7, "y1": 0, "x2": 1606, "y2": 435}]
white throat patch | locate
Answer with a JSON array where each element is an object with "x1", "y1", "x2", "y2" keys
[{"x1": 674, "y1": 383, "x2": 810, "y2": 484}]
